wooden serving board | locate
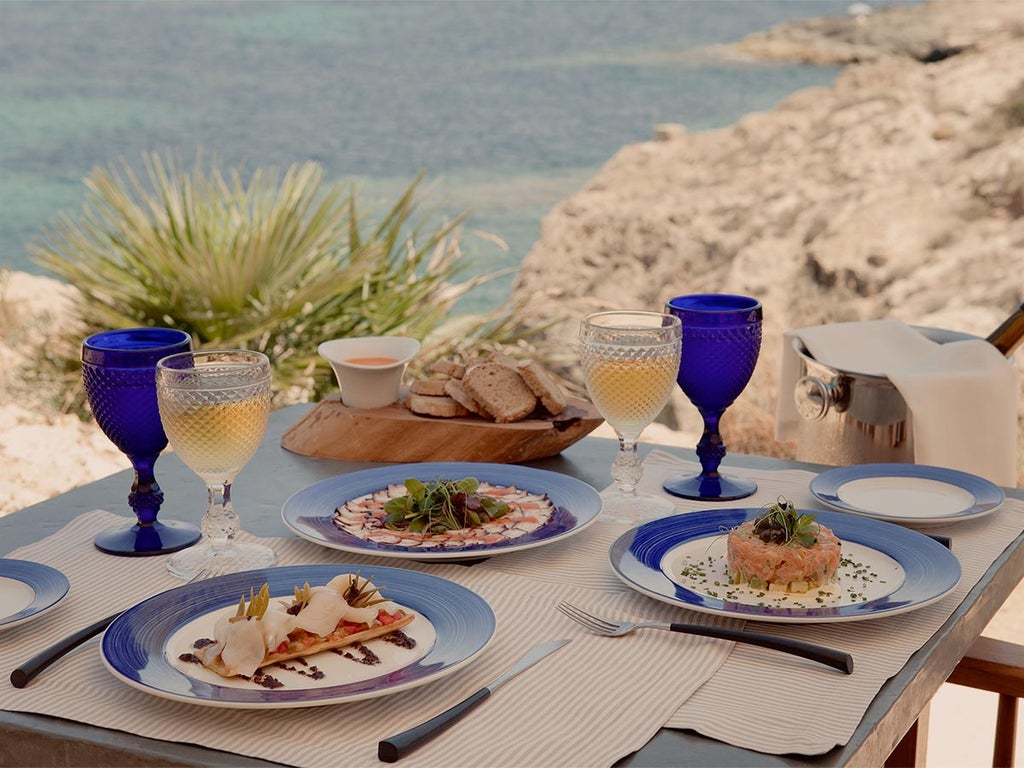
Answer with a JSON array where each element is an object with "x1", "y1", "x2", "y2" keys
[{"x1": 281, "y1": 394, "x2": 604, "y2": 464}]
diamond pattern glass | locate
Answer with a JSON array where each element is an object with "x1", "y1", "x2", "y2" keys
[
  {"x1": 664, "y1": 294, "x2": 763, "y2": 501},
  {"x1": 81, "y1": 327, "x2": 201, "y2": 555},
  {"x1": 579, "y1": 310, "x2": 681, "y2": 524},
  {"x1": 156, "y1": 350, "x2": 275, "y2": 579}
]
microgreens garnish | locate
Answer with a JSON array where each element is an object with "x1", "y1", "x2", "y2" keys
[
  {"x1": 752, "y1": 497, "x2": 819, "y2": 547},
  {"x1": 383, "y1": 477, "x2": 510, "y2": 533}
]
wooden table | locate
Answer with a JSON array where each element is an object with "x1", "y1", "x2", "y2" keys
[{"x1": 2, "y1": 403, "x2": 1022, "y2": 767}]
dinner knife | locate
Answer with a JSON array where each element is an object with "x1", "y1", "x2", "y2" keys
[
  {"x1": 11, "y1": 568, "x2": 215, "y2": 689},
  {"x1": 10, "y1": 611, "x2": 119, "y2": 688},
  {"x1": 377, "y1": 637, "x2": 572, "y2": 762}
]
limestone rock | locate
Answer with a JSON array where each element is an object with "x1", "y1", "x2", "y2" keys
[{"x1": 512, "y1": 0, "x2": 1024, "y2": 484}]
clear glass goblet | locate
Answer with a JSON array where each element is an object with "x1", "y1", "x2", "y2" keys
[
  {"x1": 155, "y1": 350, "x2": 276, "y2": 579},
  {"x1": 663, "y1": 294, "x2": 763, "y2": 501},
  {"x1": 81, "y1": 328, "x2": 202, "y2": 556},
  {"x1": 579, "y1": 310, "x2": 682, "y2": 524}
]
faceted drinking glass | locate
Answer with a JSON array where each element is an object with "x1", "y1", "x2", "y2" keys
[
  {"x1": 81, "y1": 328, "x2": 202, "y2": 555},
  {"x1": 579, "y1": 310, "x2": 682, "y2": 524},
  {"x1": 663, "y1": 294, "x2": 762, "y2": 501},
  {"x1": 156, "y1": 350, "x2": 276, "y2": 579}
]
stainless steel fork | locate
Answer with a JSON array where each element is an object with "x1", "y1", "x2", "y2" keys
[
  {"x1": 10, "y1": 566, "x2": 216, "y2": 688},
  {"x1": 556, "y1": 601, "x2": 853, "y2": 674}
]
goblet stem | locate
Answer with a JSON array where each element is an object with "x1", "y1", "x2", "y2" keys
[
  {"x1": 663, "y1": 405, "x2": 757, "y2": 501},
  {"x1": 610, "y1": 436, "x2": 643, "y2": 496},
  {"x1": 94, "y1": 452, "x2": 199, "y2": 556},
  {"x1": 166, "y1": 477, "x2": 276, "y2": 579},
  {"x1": 201, "y1": 481, "x2": 240, "y2": 547},
  {"x1": 127, "y1": 454, "x2": 163, "y2": 526},
  {"x1": 695, "y1": 408, "x2": 728, "y2": 480}
]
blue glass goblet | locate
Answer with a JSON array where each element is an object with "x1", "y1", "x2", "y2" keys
[
  {"x1": 663, "y1": 294, "x2": 762, "y2": 501},
  {"x1": 82, "y1": 328, "x2": 202, "y2": 555}
]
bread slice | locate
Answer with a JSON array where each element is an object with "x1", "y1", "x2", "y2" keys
[
  {"x1": 444, "y1": 378, "x2": 489, "y2": 417},
  {"x1": 462, "y1": 362, "x2": 537, "y2": 423},
  {"x1": 428, "y1": 359, "x2": 466, "y2": 379},
  {"x1": 407, "y1": 393, "x2": 470, "y2": 418},
  {"x1": 410, "y1": 378, "x2": 450, "y2": 397},
  {"x1": 517, "y1": 359, "x2": 569, "y2": 415}
]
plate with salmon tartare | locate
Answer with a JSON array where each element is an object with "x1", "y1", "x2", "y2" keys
[{"x1": 609, "y1": 507, "x2": 961, "y2": 623}]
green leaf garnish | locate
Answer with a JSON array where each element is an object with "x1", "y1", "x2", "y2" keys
[
  {"x1": 382, "y1": 476, "x2": 510, "y2": 533},
  {"x1": 752, "y1": 497, "x2": 819, "y2": 548}
]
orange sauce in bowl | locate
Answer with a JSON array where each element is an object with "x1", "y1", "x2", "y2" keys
[{"x1": 346, "y1": 356, "x2": 399, "y2": 366}]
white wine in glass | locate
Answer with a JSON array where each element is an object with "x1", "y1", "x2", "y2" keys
[
  {"x1": 579, "y1": 310, "x2": 681, "y2": 524},
  {"x1": 156, "y1": 350, "x2": 276, "y2": 579}
]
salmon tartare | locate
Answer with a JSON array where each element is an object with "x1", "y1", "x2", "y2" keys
[{"x1": 726, "y1": 499, "x2": 841, "y2": 594}]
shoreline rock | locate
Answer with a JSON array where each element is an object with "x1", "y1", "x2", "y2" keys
[
  {"x1": 732, "y1": 0, "x2": 1024, "y2": 66},
  {"x1": 511, "y1": 0, "x2": 1024, "y2": 484}
]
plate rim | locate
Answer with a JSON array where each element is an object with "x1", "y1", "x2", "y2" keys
[
  {"x1": 280, "y1": 461, "x2": 602, "y2": 560},
  {"x1": 0, "y1": 558, "x2": 70, "y2": 630},
  {"x1": 809, "y1": 462, "x2": 1005, "y2": 524},
  {"x1": 608, "y1": 508, "x2": 962, "y2": 624},
  {"x1": 101, "y1": 563, "x2": 496, "y2": 708}
]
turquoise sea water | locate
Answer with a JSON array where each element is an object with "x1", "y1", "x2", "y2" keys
[{"x1": 1, "y1": 1, "x2": 889, "y2": 312}]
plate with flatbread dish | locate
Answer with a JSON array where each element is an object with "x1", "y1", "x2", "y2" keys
[{"x1": 102, "y1": 564, "x2": 495, "y2": 708}]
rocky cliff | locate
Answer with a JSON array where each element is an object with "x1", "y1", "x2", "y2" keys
[{"x1": 511, "y1": 0, "x2": 1024, "y2": 481}]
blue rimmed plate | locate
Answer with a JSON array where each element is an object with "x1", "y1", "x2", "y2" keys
[
  {"x1": 281, "y1": 462, "x2": 602, "y2": 561},
  {"x1": 609, "y1": 509, "x2": 961, "y2": 623},
  {"x1": 809, "y1": 463, "x2": 1005, "y2": 526},
  {"x1": 0, "y1": 559, "x2": 70, "y2": 630},
  {"x1": 101, "y1": 564, "x2": 494, "y2": 708}
]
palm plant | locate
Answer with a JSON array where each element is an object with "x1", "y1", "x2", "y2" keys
[{"x1": 30, "y1": 153, "x2": 545, "y2": 407}]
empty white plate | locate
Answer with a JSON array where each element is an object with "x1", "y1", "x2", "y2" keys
[
  {"x1": 0, "y1": 559, "x2": 70, "y2": 630},
  {"x1": 809, "y1": 463, "x2": 1005, "y2": 526}
]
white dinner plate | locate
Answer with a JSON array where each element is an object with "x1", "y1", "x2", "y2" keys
[
  {"x1": 809, "y1": 463, "x2": 1004, "y2": 526},
  {"x1": 281, "y1": 462, "x2": 602, "y2": 561},
  {"x1": 0, "y1": 559, "x2": 70, "y2": 630},
  {"x1": 609, "y1": 509, "x2": 961, "y2": 623},
  {"x1": 101, "y1": 564, "x2": 495, "y2": 708}
]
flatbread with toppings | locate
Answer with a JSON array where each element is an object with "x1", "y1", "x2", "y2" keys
[
  {"x1": 190, "y1": 574, "x2": 414, "y2": 678},
  {"x1": 333, "y1": 477, "x2": 555, "y2": 550}
]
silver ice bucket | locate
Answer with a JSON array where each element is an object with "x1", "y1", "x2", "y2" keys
[{"x1": 791, "y1": 326, "x2": 976, "y2": 466}]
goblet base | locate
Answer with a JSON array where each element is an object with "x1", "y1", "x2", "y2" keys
[
  {"x1": 166, "y1": 539, "x2": 277, "y2": 580},
  {"x1": 94, "y1": 519, "x2": 201, "y2": 557},
  {"x1": 662, "y1": 472, "x2": 757, "y2": 502},
  {"x1": 600, "y1": 488, "x2": 677, "y2": 526}
]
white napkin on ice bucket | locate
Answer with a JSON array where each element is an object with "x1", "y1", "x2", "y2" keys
[{"x1": 776, "y1": 319, "x2": 1019, "y2": 487}]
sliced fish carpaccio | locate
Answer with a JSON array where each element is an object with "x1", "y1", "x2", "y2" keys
[{"x1": 333, "y1": 482, "x2": 554, "y2": 549}]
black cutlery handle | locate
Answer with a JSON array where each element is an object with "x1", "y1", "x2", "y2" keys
[
  {"x1": 10, "y1": 612, "x2": 120, "y2": 688},
  {"x1": 669, "y1": 623, "x2": 854, "y2": 674},
  {"x1": 378, "y1": 687, "x2": 491, "y2": 762}
]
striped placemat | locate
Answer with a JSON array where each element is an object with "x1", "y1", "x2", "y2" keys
[
  {"x1": 2, "y1": 452, "x2": 1019, "y2": 763},
  {"x1": 0, "y1": 509, "x2": 731, "y2": 768},
  {"x1": 645, "y1": 452, "x2": 1024, "y2": 754}
]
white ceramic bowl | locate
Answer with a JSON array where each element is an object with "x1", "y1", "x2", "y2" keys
[{"x1": 318, "y1": 336, "x2": 420, "y2": 409}]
